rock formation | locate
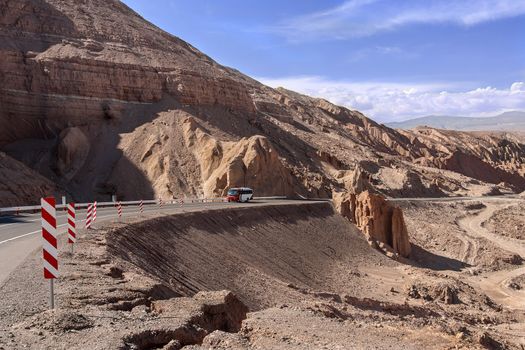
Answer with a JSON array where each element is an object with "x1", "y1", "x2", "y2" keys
[
  {"x1": 182, "y1": 117, "x2": 294, "y2": 197},
  {"x1": 333, "y1": 190, "x2": 412, "y2": 258},
  {"x1": 391, "y1": 207, "x2": 411, "y2": 258},
  {"x1": 151, "y1": 290, "x2": 248, "y2": 333},
  {"x1": 1, "y1": 0, "x2": 525, "y2": 204},
  {"x1": 104, "y1": 112, "x2": 296, "y2": 200}
]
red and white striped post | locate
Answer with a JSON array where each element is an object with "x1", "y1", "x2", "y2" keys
[
  {"x1": 93, "y1": 201, "x2": 97, "y2": 223},
  {"x1": 41, "y1": 197, "x2": 58, "y2": 309},
  {"x1": 117, "y1": 201, "x2": 122, "y2": 221},
  {"x1": 179, "y1": 198, "x2": 184, "y2": 208},
  {"x1": 158, "y1": 198, "x2": 163, "y2": 210},
  {"x1": 139, "y1": 200, "x2": 144, "y2": 216},
  {"x1": 85, "y1": 203, "x2": 93, "y2": 229},
  {"x1": 67, "y1": 203, "x2": 76, "y2": 254}
]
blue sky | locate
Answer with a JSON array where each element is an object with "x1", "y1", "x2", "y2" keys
[{"x1": 122, "y1": 0, "x2": 525, "y2": 122}]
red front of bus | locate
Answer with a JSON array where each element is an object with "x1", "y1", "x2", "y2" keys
[{"x1": 226, "y1": 188, "x2": 240, "y2": 202}]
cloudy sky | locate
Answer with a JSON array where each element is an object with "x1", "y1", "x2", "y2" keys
[{"x1": 123, "y1": 0, "x2": 525, "y2": 122}]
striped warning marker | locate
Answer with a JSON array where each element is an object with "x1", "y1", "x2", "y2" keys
[
  {"x1": 41, "y1": 197, "x2": 58, "y2": 279},
  {"x1": 158, "y1": 198, "x2": 163, "y2": 209},
  {"x1": 41, "y1": 197, "x2": 58, "y2": 309},
  {"x1": 179, "y1": 198, "x2": 184, "y2": 207},
  {"x1": 139, "y1": 200, "x2": 144, "y2": 215},
  {"x1": 85, "y1": 203, "x2": 93, "y2": 229},
  {"x1": 117, "y1": 201, "x2": 122, "y2": 219},
  {"x1": 93, "y1": 201, "x2": 97, "y2": 223},
  {"x1": 67, "y1": 203, "x2": 76, "y2": 244}
]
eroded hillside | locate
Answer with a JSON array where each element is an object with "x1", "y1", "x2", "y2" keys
[{"x1": 1, "y1": 0, "x2": 525, "y2": 205}]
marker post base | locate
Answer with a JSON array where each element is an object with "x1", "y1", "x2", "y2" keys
[{"x1": 49, "y1": 279, "x2": 55, "y2": 309}]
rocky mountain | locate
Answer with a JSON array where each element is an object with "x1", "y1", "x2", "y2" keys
[
  {"x1": 387, "y1": 111, "x2": 525, "y2": 131},
  {"x1": 1, "y1": 0, "x2": 525, "y2": 206}
]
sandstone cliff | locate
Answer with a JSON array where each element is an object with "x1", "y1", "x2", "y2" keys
[
  {"x1": 1, "y1": 0, "x2": 524, "y2": 204},
  {"x1": 333, "y1": 190, "x2": 412, "y2": 258}
]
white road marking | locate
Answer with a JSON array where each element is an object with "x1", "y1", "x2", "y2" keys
[
  {"x1": 0, "y1": 214, "x2": 109, "y2": 246},
  {"x1": 0, "y1": 222, "x2": 23, "y2": 229},
  {"x1": 0, "y1": 216, "x2": 67, "y2": 230},
  {"x1": 0, "y1": 229, "x2": 41, "y2": 245},
  {"x1": 0, "y1": 201, "x2": 236, "y2": 246}
]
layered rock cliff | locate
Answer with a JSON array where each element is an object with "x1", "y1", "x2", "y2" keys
[{"x1": 1, "y1": 0, "x2": 524, "y2": 205}]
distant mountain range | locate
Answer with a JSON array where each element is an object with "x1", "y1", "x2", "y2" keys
[{"x1": 386, "y1": 111, "x2": 525, "y2": 131}]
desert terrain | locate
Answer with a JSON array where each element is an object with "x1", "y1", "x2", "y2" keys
[
  {"x1": 0, "y1": 197, "x2": 524, "y2": 349},
  {"x1": 1, "y1": 0, "x2": 525, "y2": 349}
]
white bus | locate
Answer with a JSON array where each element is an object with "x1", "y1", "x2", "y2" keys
[{"x1": 226, "y1": 187, "x2": 254, "y2": 203}]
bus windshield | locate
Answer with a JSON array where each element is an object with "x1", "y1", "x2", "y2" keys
[{"x1": 227, "y1": 189, "x2": 239, "y2": 195}]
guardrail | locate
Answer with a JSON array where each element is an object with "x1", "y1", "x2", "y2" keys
[
  {"x1": 0, "y1": 200, "x2": 154, "y2": 214},
  {"x1": 0, "y1": 196, "x2": 290, "y2": 215}
]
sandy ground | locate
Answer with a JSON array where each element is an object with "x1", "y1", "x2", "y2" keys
[{"x1": 0, "y1": 201, "x2": 524, "y2": 349}]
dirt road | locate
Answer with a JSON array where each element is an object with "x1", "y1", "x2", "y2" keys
[{"x1": 458, "y1": 201, "x2": 525, "y2": 310}]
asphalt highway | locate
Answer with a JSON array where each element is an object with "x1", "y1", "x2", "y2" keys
[
  {"x1": 1, "y1": 194, "x2": 518, "y2": 284},
  {"x1": 0, "y1": 199, "x2": 315, "y2": 283}
]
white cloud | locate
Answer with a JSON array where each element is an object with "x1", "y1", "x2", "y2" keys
[
  {"x1": 258, "y1": 76, "x2": 525, "y2": 122},
  {"x1": 347, "y1": 45, "x2": 419, "y2": 62},
  {"x1": 272, "y1": 0, "x2": 525, "y2": 41},
  {"x1": 511, "y1": 82, "x2": 524, "y2": 92}
]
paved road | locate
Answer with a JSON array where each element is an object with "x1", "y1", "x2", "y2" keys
[
  {"x1": 0, "y1": 199, "x2": 314, "y2": 284},
  {"x1": 1, "y1": 194, "x2": 520, "y2": 284}
]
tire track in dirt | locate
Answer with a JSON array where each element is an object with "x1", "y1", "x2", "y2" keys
[
  {"x1": 458, "y1": 201, "x2": 525, "y2": 310},
  {"x1": 453, "y1": 216, "x2": 479, "y2": 266}
]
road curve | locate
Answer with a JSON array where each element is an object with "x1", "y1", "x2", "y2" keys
[
  {"x1": 0, "y1": 199, "x2": 313, "y2": 284},
  {"x1": 458, "y1": 202, "x2": 525, "y2": 310}
]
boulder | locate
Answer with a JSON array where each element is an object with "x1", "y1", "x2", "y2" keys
[{"x1": 56, "y1": 127, "x2": 90, "y2": 181}]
